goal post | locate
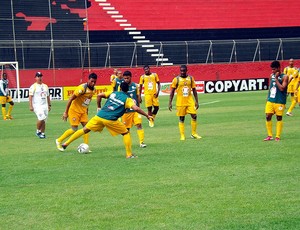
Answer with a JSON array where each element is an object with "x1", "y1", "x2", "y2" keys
[{"x1": 0, "y1": 61, "x2": 20, "y2": 103}]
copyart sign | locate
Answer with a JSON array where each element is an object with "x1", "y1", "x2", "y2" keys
[{"x1": 204, "y1": 78, "x2": 269, "y2": 93}]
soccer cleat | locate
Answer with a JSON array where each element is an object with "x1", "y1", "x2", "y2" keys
[
  {"x1": 39, "y1": 133, "x2": 46, "y2": 139},
  {"x1": 126, "y1": 154, "x2": 138, "y2": 159},
  {"x1": 286, "y1": 112, "x2": 293, "y2": 116},
  {"x1": 58, "y1": 144, "x2": 67, "y2": 152},
  {"x1": 263, "y1": 136, "x2": 274, "y2": 141},
  {"x1": 275, "y1": 137, "x2": 280, "y2": 142},
  {"x1": 56, "y1": 139, "x2": 64, "y2": 151},
  {"x1": 148, "y1": 118, "x2": 154, "y2": 127},
  {"x1": 36, "y1": 131, "x2": 42, "y2": 138},
  {"x1": 180, "y1": 135, "x2": 186, "y2": 141},
  {"x1": 191, "y1": 134, "x2": 202, "y2": 139},
  {"x1": 5, "y1": 115, "x2": 13, "y2": 120},
  {"x1": 140, "y1": 142, "x2": 147, "y2": 148}
]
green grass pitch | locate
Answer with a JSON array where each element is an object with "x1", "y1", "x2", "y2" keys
[{"x1": 0, "y1": 91, "x2": 299, "y2": 229}]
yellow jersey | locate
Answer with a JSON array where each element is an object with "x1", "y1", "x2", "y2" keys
[
  {"x1": 171, "y1": 75, "x2": 196, "y2": 107},
  {"x1": 139, "y1": 73, "x2": 160, "y2": 95},
  {"x1": 70, "y1": 83, "x2": 96, "y2": 114}
]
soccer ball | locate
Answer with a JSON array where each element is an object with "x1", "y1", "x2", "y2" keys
[{"x1": 77, "y1": 143, "x2": 90, "y2": 154}]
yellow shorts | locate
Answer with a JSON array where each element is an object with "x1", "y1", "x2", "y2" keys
[
  {"x1": 86, "y1": 115, "x2": 128, "y2": 136},
  {"x1": 144, "y1": 94, "x2": 159, "y2": 108},
  {"x1": 176, "y1": 105, "x2": 197, "y2": 116},
  {"x1": 265, "y1": 101, "x2": 286, "y2": 116},
  {"x1": 68, "y1": 109, "x2": 88, "y2": 126},
  {"x1": 122, "y1": 112, "x2": 142, "y2": 128},
  {"x1": 0, "y1": 96, "x2": 13, "y2": 104}
]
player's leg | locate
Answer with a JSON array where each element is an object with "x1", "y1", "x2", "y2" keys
[
  {"x1": 264, "y1": 102, "x2": 274, "y2": 141},
  {"x1": 286, "y1": 92, "x2": 296, "y2": 116},
  {"x1": 188, "y1": 105, "x2": 201, "y2": 139},
  {"x1": 0, "y1": 96, "x2": 7, "y2": 120},
  {"x1": 274, "y1": 104, "x2": 285, "y2": 141},
  {"x1": 6, "y1": 97, "x2": 15, "y2": 120},
  {"x1": 135, "y1": 113, "x2": 146, "y2": 148}
]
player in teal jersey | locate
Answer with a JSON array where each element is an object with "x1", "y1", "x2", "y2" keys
[
  {"x1": 58, "y1": 82, "x2": 152, "y2": 158},
  {"x1": 0, "y1": 73, "x2": 14, "y2": 120},
  {"x1": 264, "y1": 61, "x2": 288, "y2": 141},
  {"x1": 122, "y1": 71, "x2": 147, "y2": 148}
]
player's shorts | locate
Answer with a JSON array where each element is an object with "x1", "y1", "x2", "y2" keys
[
  {"x1": 34, "y1": 105, "x2": 48, "y2": 121},
  {"x1": 86, "y1": 115, "x2": 128, "y2": 136},
  {"x1": 0, "y1": 95, "x2": 13, "y2": 104},
  {"x1": 122, "y1": 112, "x2": 142, "y2": 128},
  {"x1": 144, "y1": 94, "x2": 159, "y2": 108},
  {"x1": 176, "y1": 105, "x2": 197, "y2": 116},
  {"x1": 68, "y1": 108, "x2": 88, "y2": 126},
  {"x1": 265, "y1": 101, "x2": 285, "y2": 116}
]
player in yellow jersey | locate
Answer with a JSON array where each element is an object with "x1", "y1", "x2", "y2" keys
[
  {"x1": 110, "y1": 68, "x2": 118, "y2": 83},
  {"x1": 139, "y1": 65, "x2": 160, "y2": 127},
  {"x1": 284, "y1": 58, "x2": 299, "y2": 116},
  {"x1": 56, "y1": 73, "x2": 98, "y2": 150},
  {"x1": 168, "y1": 65, "x2": 201, "y2": 141},
  {"x1": 0, "y1": 73, "x2": 14, "y2": 120},
  {"x1": 111, "y1": 70, "x2": 124, "y2": 91}
]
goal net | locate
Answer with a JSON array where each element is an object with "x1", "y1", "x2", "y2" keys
[{"x1": 0, "y1": 62, "x2": 20, "y2": 102}]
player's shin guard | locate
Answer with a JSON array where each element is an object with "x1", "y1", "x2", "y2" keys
[
  {"x1": 57, "y1": 128, "x2": 75, "y2": 143},
  {"x1": 64, "y1": 129, "x2": 85, "y2": 146},
  {"x1": 266, "y1": 120, "x2": 273, "y2": 137},
  {"x1": 123, "y1": 133, "x2": 132, "y2": 157},
  {"x1": 137, "y1": 129, "x2": 144, "y2": 144},
  {"x1": 2, "y1": 107, "x2": 6, "y2": 119},
  {"x1": 276, "y1": 120, "x2": 283, "y2": 138},
  {"x1": 83, "y1": 132, "x2": 89, "y2": 144},
  {"x1": 7, "y1": 104, "x2": 13, "y2": 116},
  {"x1": 191, "y1": 119, "x2": 197, "y2": 135},
  {"x1": 179, "y1": 122, "x2": 185, "y2": 136}
]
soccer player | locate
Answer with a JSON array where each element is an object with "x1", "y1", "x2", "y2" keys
[
  {"x1": 122, "y1": 70, "x2": 147, "y2": 148},
  {"x1": 284, "y1": 58, "x2": 299, "y2": 116},
  {"x1": 56, "y1": 73, "x2": 98, "y2": 151},
  {"x1": 58, "y1": 82, "x2": 152, "y2": 159},
  {"x1": 0, "y1": 72, "x2": 14, "y2": 120},
  {"x1": 110, "y1": 68, "x2": 118, "y2": 83},
  {"x1": 168, "y1": 65, "x2": 201, "y2": 141},
  {"x1": 139, "y1": 65, "x2": 160, "y2": 127},
  {"x1": 111, "y1": 70, "x2": 124, "y2": 91},
  {"x1": 29, "y1": 72, "x2": 51, "y2": 139},
  {"x1": 264, "y1": 60, "x2": 288, "y2": 141}
]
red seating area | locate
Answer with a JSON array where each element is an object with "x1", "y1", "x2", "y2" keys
[{"x1": 88, "y1": 0, "x2": 300, "y2": 31}]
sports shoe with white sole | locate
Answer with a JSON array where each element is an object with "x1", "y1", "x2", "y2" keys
[
  {"x1": 286, "y1": 112, "x2": 293, "y2": 116},
  {"x1": 56, "y1": 139, "x2": 64, "y2": 151},
  {"x1": 140, "y1": 142, "x2": 147, "y2": 148},
  {"x1": 191, "y1": 134, "x2": 202, "y2": 139},
  {"x1": 126, "y1": 154, "x2": 138, "y2": 159}
]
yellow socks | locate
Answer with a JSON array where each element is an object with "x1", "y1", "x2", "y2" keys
[
  {"x1": 7, "y1": 104, "x2": 13, "y2": 116},
  {"x1": 57, "y1": 128, "x2": 75, "y2": 143},
  {"x1": 266, "y1": 120, "x2": 273, "y2": 137},
  {"x1": 83, "y1": 133, "x2": 89, "y2": 144},
  {"x1": 123, "y1": 133, "x2": 132, "y2": 157},
  {"x1": 179, "y1": 122, "x2": 185, "y2": 139},
  {"x1": 2, "y1": 107, "x2": 6, "y2": 119},
  {"x1": 287, "y1": 99, "x2": 297, "y2": 113},
  {"x1": 64, "y1": 129, "x2": 85, "y2": 146},
  {"x1": 276, "y1": 120, "x2": 283, "y2": 138},
  {"x1": 137, "y1": 129, "x2": 144, "y2": 144},
  {"x1": 191, "y1": 119, "x2": 197, "y2": 135}
]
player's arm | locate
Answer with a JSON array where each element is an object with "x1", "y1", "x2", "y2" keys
[
  {"x1": 168, "y1": 87, "x2": 176, "y2": 111},
  {"x1": 0, "y1": 81, "x2": 6, "y2": 96},
  {"x1": 97, "y1": 92, "x2": 110, "y2": 110},
  {"x1": 47, "y1": 95, "x2": 51, "y2": 112},
  {"x1": 131, "y1": 104, "x2": 152, "y2": 120},
  {"x1": 63, "y1": 94, "x2": 76, "y2": 121},
  {"x1": 29, "y1": 95, "x2": 34, "y2": 111},
  {"x1": 155, "y1": 81, "x2": 161, "y2": 98},
  {"x1": 192, "y1": 87, "x2": 199, "y2": 110},
  {"x1": 139, "y1": 83, "x2": 143, "y2": 103},
  {"x1": 275, "y1": 73, "x2": 288, "y2": 91}
]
